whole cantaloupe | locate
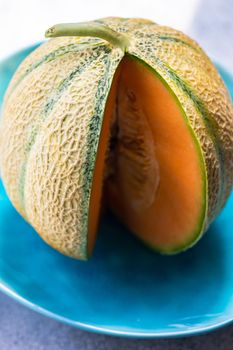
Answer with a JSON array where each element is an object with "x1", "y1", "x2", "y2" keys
[{"x1": 0, "y1": 17, "x2": 232, "y2": 259}]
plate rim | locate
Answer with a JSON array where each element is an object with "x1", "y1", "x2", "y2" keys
[
  {"x1": 1, "y1": 278, "x2": 233, "y2": 338},
  {"x1": 0, "y1": 44, "x2": 233, "y2": 339}
]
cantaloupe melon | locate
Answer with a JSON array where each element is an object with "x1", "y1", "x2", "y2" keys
[{"x1": 0, "y1": 17, "x2": 232, "y2": 259}]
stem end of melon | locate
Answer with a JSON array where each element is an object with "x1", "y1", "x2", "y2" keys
[{"x1": 45, "y1": 21, "x2": 130, "y2": 52}]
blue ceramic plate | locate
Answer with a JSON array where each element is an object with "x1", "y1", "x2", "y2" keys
[{"x1": 0, "y1": 45, "x2": 233, "y2": 338}]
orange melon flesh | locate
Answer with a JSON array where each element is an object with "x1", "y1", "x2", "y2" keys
[{"x1": 88, "y1": 56, "x2": 204, "y2": 254}]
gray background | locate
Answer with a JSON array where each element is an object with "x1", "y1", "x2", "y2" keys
[{"x1": 1, "y1": 0, "x2": 233, "y2": 349}]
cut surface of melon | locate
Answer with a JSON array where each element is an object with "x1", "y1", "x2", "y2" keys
[{"x1": 88, "y1": 55, "x2": 206, "y2": 255}]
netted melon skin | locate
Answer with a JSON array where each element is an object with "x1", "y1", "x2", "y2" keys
[
  {"x1": 1, "y1": 37, "x2": 124, "y2": 259},
  {"x1": 0, "y1": 17, "x2": 232, "y2": 258}
]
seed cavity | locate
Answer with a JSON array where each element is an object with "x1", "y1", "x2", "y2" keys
[{"x1": 106, "y1": 83, "x2": 160, "y2": 213}]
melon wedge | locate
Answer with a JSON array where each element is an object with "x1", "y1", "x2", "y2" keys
[{"x1": 89, "y1": 56, "x2": 206, "y2": 255}]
